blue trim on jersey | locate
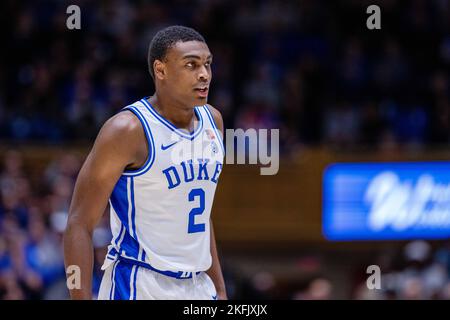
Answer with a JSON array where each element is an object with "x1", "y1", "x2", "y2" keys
[
  {"x1": 203, "y1": 105, "x2": 226, "y2": 155},
  {"x1": 108, "y1": 247, "x2": 118, "y2": 257},
  {"x1": 140, "y1": 98, "x2": 204, "y2": 140},
  {"x1": 110, "y1": 177, "x2": 140, "y2": 259},
  {"x1": 108, "y1": 200, "x2": 125, "y2": 251},
  {"x1": 120, "y1": 176, "x2": 144, "y2": 260},
  {"x1": 132, "y1": 266, "x2": 138, "y2": 300},
  {"x1": 110, "y1": 176, "x2": 128, "y2": 225},
  {"x1": 118, "y1": 256, "x2": 201, "y2": 279},
  {"x1": 112, "y1": 261, "x2": 133, "y2": 300},
  {"x1": 114, "y1": 224, "x2": 125, "y2": 247},
  {"x1": 109, "y1": 260, "x2": 119, "y2": 300},
  {"x1": 121, "y1": 106, "x2": 156, "y2": 176},
  {"x1": 120, "y1": 228, "x2": 140, "y2": 258},
  {"x1": 130, "y1": 177, "x2": 137, "y2": 239}
]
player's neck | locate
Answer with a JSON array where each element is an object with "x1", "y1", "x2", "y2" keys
[{"x1": 147, "y1": 94, "x2": 197, "y2": 131}]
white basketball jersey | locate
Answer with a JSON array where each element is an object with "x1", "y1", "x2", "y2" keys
[{"x1": 102, "y1": 98, "x2": 225, "y2": 274}]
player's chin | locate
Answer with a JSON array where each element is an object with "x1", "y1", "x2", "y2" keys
[{"x1": 194, "y1": 95, "x2": 208, "y2": 103}]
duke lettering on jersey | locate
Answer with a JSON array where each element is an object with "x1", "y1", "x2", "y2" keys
[
  {"x1": 163, "y1": 159, "x2": 223, "y2": 189},
  {"x1": 103, "y1": 99, "x2": 225, "y2": 275}
]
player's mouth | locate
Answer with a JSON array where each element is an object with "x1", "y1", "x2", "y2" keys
[{"x1": 194, "y1": 87, "x2": 209, "y2": 98}]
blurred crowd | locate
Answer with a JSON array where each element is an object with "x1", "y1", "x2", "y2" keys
[
  {"x1": 0, "y1": 150, "x2": 111, "y2": 299},
  {"x1": 0, "y1": 0, "x2": 449, "y2": 153},
  {"x1": 224, "y1": 241, "x2": 450, "y2": 300},
  {"x1": 349, "y1": 240, "x2": 450, "y2": 300}
]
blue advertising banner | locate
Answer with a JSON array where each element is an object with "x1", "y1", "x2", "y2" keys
[{"x1": 323, "y1": 162, "x2": 450, "y2": 241}]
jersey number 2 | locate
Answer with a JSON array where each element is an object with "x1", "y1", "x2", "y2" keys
[{"x1": 188, "y1": 188, "x2": 206, "y2": 233}]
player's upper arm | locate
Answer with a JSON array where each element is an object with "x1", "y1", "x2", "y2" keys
[
  {"x1": 67, "y1": 111, "x2": 145, "y2": 232},
  {"x1": 206, "y1": 104, "x2": 224, "y2": 139}
]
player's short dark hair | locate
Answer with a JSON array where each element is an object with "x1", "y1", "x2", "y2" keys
[{"x1": 147, "y1": 25, "x2": 206, "y2": 81}]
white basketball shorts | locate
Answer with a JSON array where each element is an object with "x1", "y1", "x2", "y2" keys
[{"x1": 97, "y1": 258, "x2": 218, "y2": 300}]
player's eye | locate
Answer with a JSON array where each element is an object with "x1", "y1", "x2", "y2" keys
[
  {"x1": 186, "y1": 62, "x2": 196, "y2": 68},
  {"x1": 205, "y1": 62, "x2": 211, "y2": 68}
]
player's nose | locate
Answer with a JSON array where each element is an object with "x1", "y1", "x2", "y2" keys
[{"x1": 198, "y1": 65, "x2": 210, "y2": 82}]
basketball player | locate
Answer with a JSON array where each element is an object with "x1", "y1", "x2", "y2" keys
[{"x1": 63, "y1": 26, "x2": 227, "y2": 300}]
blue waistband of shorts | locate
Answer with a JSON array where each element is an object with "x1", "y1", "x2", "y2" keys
[{"x1": 117, "y1": 255, "x2": 202, "y2": 280}]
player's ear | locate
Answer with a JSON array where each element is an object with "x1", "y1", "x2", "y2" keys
[{"x1": 154, "y1": 60, "x2": 166, "y2": 80}]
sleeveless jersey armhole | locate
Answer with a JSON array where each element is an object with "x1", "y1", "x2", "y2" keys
[{"x1": 120, "y1": 106, "x2": 156, "y2": 176}]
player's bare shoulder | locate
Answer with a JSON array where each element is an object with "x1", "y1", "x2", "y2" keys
[
  {"x1": 96, "y1": 111, "x2": 143, "y2": 146},
  {"x1": 91, "y1": 110, "x2": 148, "y2": 169},
  {"x1": 205, "y1": 104, "x2": 224, "y2": 136}
]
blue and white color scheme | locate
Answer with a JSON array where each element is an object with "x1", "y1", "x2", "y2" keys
[
  {"x1": 98, "y1": 98, "x2": 224, "y2": 299},
  {"x1": 97, "y1": 257, "x2": 218, "y2": 300},
  {"x1": 323, "y1": 162, "x2": 450, "y2": 241}
]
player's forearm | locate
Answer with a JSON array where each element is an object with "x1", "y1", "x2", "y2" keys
[
  {"x1": 63, "y1": 219, "x2": 95, "y2": 300},
  {"x1": 207, "y1": 253, "x2": 227, "y2": 298},
  {"x1": 206, "y1": 222, "x2": 227, "y2": 298}
]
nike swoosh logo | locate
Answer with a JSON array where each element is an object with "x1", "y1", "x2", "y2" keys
[
  {"x1": 161, "y1": 141, "x2": 179, "y2": 150},
  {"x1": 212, "y1": 294, "x2": 218, "y2": 300}
]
